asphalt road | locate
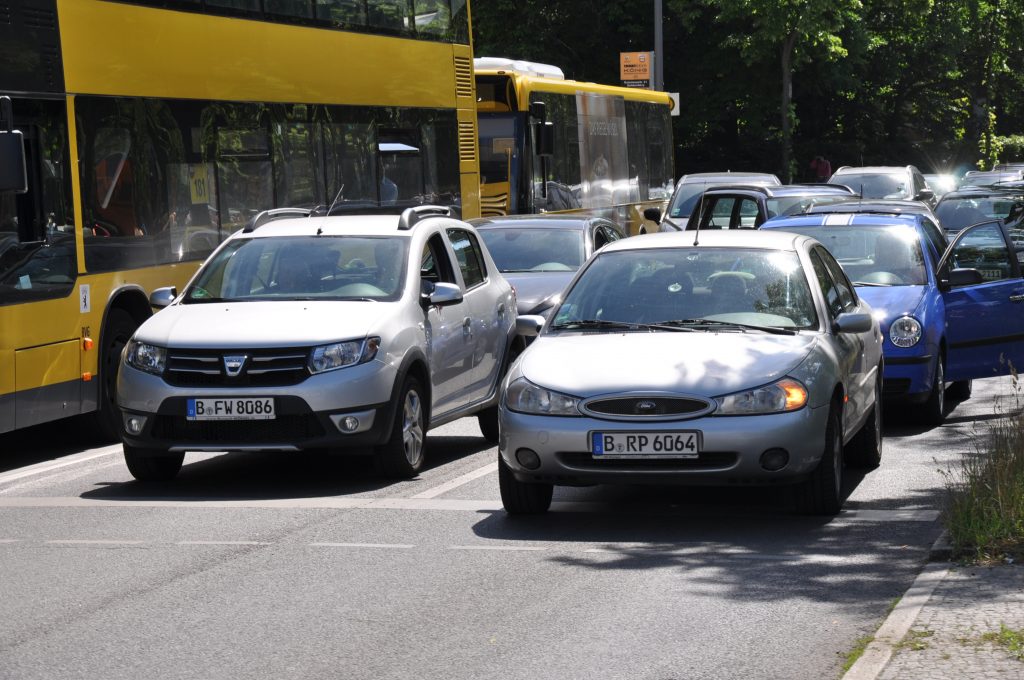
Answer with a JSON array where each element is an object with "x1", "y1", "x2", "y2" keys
[{"x1": 0, "y1": 377, "x2": 1010, "y2": 680}]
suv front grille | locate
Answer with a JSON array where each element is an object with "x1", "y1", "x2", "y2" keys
[{"x1": 164, "y1": 347, "x2": 311, "y2": 387}]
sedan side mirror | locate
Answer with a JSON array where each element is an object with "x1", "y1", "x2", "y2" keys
[
  {"x1": 643, "y1": 207, "x2": 662, "y2": 223},
  {"x1": 832, "y1": 312, "x2": 872, "y2": 334},
  {"x1": 424, "y1": 281, "x2": 463, "y2": 307},
  {"x1": 516, "y1": 314, "x2": 546, "y2": 337},
  {"x1": 916, "y1": 188, "x2": 934, "y2": 202},
  {"x1": 948, "y1": 267, "x2": 984, "y2": 287},
  {"x1": 149, "y1": 286, "x2": 178, "y2": 309}
]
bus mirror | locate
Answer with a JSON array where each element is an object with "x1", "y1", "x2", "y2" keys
[
  {"x1": 0, "y1": 97, "x2": 27, "y2": 194},
  {"x1": 534, "y1": 121, "x2": 554, "y2": 157},
  {"x1": 528, "y1": 100, "x2": 546, "y2": 122}
]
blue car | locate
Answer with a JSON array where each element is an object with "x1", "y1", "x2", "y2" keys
[{"x1": 761, "y1": 213, "x2": 1024, "y2": 424}]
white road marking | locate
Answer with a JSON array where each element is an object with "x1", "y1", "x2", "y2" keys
[
  {"x1": 0, "y1": 496, "x2": 940, "y2": 521},
  {"x1": 0, "y1": 460, "x2": 125, "y2": 496},
  {"x1": 410, "y1": 461, "x2": 498, "y2": 499},
  {"x1": 310, "y1": 542, "x2": 415, "y2": 549},
  {"x1": 0, "y1": 445, "x2": 121, "y2": 488},
  {"x1": 45, "y1": 539, "x2": 145, "y2": 545},
  {"x1": 450, "y1": 545, "x2": 546, "y2": 552},
  {"x1": 0, "y1": 539, "x2": 19, "y2": 543}
]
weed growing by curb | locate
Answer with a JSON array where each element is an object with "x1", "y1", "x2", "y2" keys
[{"x1": 980, "y1": 624, "x2": 1024, "y2": 661}]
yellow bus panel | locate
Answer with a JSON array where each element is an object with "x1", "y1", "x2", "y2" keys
[{"x1": 15, "y1": 339, "x2": 79, "y2": 392}]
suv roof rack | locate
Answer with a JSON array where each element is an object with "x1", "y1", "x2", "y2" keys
[
  {"x1": 244, "y1": 207, "x2": 313, "y2": 233},
  {"x1": 398, "y1": 205, "x2": 451, "y2": 230}
]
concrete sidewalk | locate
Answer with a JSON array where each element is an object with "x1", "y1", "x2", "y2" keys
[{"x1": 845, "y1": 555, "x2": 1024, "y2": 679}]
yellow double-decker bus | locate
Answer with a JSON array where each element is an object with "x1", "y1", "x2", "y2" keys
[
  {"x1": 0, "y1": 0, "x2": 479, "y2": 439},
  {"x1": 475, "y1": 57, "x2": 673, "y2": 235}
]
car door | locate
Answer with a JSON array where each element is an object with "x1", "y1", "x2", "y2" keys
[
  {"x1": 809, "y1": 246, "x2": 874, "y2": 433},
  {"x1": 445, "y1": 226, "x2": 506, "y2": 404},
  {"x1": 421, "y1": 232, "x2": 475, "y2": 416},
  {"x1": 941, "y1": 221, "x2": 1024, "y2": 381}
]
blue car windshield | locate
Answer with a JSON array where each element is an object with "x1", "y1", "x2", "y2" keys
[
  {"x1": 774, "y1": 224, "x2": 928, "y2": 286},
  {"x1": 553, "y1": 247, "x2": 819, "y2": 330}
]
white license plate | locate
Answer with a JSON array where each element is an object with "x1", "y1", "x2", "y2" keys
[
  {"x1": 186, "y1": 397, "x2": 275, "y2": 421},
  {"x1": 591, "y1": 431, "x2": 700, "y2": 459}
]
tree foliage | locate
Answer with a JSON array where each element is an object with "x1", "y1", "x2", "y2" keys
[{"x1": 472, "y1": 0, "x2": 1024, "y2": 178}]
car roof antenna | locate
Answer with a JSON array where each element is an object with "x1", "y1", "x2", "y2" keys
[
  {"x1": 693, "y1": 192, "x2": 705, "y2": 246},
  {"x1": 325, "y1": 183, "x2": 346, "y2": 217}
]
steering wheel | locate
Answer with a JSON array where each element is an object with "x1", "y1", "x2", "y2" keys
[{"x1": 91, "y1": 222, "x2": 112, "y2": 238}]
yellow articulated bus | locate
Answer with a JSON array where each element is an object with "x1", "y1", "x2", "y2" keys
[
  {"x1": 474, "y1": 57, "x2": 673, "y2": 235},
  {"x1": 0, "y1": 0, "x2": 479, "y2": 439}
]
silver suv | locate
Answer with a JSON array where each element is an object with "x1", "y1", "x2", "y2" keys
[{"x1": 117, "y1": 207, "x2": 518, "y2": 481}]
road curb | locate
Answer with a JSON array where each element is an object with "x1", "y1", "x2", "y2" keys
[
  {"x1": 927, "y1": 529, "x2": 953, "y2": 562},
  {"x1": 841, "y1": 531, "x2": 952, "y2": 680}
]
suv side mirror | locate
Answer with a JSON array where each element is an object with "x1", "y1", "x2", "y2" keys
[
  {"x1": 149, "y1": 286, "x2": 178, "y2": 309},
  {"x1": 643, "y1": 207, "x2": 662, "y2": 223},
  {"x1": 916, "y1": 188, "x2": 934, "y2": 202},
  {"x1": 516, "y1": 314, "x2": 545, "y2": 337},
  {"x1": 424, "y1": 281, "x2": 462, "y2": 307}
]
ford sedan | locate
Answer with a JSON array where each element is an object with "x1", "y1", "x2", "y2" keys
[{"x1": 499, "y1": 230, "x2": 884, "y2": 515}]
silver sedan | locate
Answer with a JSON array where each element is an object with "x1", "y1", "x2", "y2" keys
[{"x1": 498, "y1": 229, "x2": 884, "y2": 515}]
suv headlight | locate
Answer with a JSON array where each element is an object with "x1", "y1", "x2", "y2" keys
[
  {"x1": 889, "y1": 316, "x2": 922, "y2": 348},
  {"x1": 308, "y1": 337, "x2": 380, "y2": 374},
  {"x1": 504, "y1": 377, "x2": 581, "y2": 416},
  {"x1": 124, "y1": 340, "x2": 167, "y2": 376},
  {"x1": 715, "y1": 378, "x2": 808, "y2": 415}
]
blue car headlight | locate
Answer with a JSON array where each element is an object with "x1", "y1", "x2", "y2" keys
[
  {"x1": 504, "y1": 377, "x2": 581, "y2": 416},
  {"x1": 308, "y1": 337, "x2": 380, "y2": 374},
  {"x1": 889, "y1": 316, "x2": 922, "y2": 348},
  {"x1": 124, "y1": 339, "x2": 167, "y2": 376}
]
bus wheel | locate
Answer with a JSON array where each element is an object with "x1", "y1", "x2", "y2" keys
[
  {"x1": 124, "y1": 445, "x2": 183, "y2": 482},
  {"x1": 93, "y1": 309, "x2": 138, "y2": 442}
]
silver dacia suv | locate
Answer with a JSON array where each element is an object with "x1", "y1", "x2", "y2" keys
[{"x1": 117, "y1": 207, "x2": 518, "y2": 481}]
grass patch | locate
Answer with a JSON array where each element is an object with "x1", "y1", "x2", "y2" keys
[
  {"x1": 840, "y1": 634, "x2": 875, "y2": 673},
  {"x1": 895, "y1": 629, "x2": 934, "y2": 651},
  {"x1": 941, "y1": 372, "x2": 1024, "y2": 562},
  {"x1": 980, "y1": 624, "x2": 1024, "y2": 661}
]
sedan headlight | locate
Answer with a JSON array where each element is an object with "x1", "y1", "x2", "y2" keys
[
  {"x1": 715, "y1": 378, "x2": 808, "y2": 415},
  {"x1": 504, "y1": 377, "x2": 581, "y2": 416},
  {"x1": 124, "y1": 339, "x2": 167, "y2": 376},
  {"x1": 308, "y1": 337, "x2": 380, "y2": 374},
  {"x1": 889, "y1": 316, "x2": 922, "y2": 348}
]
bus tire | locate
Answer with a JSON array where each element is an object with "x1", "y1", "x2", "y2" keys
[
  {"x1": 124, "y1": 445, "x2": 183, "y2": 482},
  {"x1": 93, "y1": 309, "x2": 138, "y2": 442}
]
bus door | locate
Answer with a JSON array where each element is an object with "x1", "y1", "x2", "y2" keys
[{"x1": 0, "y1": 97, "x2": 80, "y2": 432}]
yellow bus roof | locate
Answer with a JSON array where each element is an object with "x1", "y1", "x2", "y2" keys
[{"x1": 475, "y1": 68, "x2": 673, "y2": 109}]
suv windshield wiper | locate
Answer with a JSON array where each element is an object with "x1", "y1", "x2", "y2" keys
[
  {"x1": 852, "y1": 281, "x2": 893, "y2": 287},
  {"x1": 184, "y1": 296, "x2": 238, "y2": 304},
  {"x1": 550, "y1": 319, "x2": 692, "y2": 332},
  {"x1": 657, "y1": 318, "x2": 797, "y2": 336}
]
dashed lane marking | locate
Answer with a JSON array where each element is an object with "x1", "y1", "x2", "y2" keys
[
  {"x1": 450, "y1": 545, "x2": 546, "y2": 552},
  {"x1": 410, "y1": 461, "x2": 498, "y2": 499},
  {"x1": 310, "y1": 542, "x2": 415, "y2": 549},
  {"x1": 0, "y1": 446, "x2": 121, "y2": 488},
  {"x1": 177, "y1": 541, "x2": 272, "y2": 546},
  {"x1": 45, "y1": 539, "x2": 145, "y2": 546}
]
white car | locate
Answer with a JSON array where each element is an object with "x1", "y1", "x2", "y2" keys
[{"x1": 117, "y1": 207, "x2": 518, "y2": 481}]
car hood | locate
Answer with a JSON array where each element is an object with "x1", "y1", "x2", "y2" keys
[
  {"x1": 855, "y1": 286, "x2": 927, "y2": 323},
  {"x1": 502, "y1": 272, "x2": 574, "y2": 314},
  {"x1": 136, "y1": 300, "x2": 389, "y2": 348},
  {"x1": 519, "y1": 332, "x2": 818, "y2": 398}
]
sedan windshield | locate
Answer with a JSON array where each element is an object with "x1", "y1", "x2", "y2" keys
[
  {"x1": 936, "y1": 194, "x2": 1024, "y2": 233},
  {"x1": 833, "y1": 173, "x2": 909, "y2": 200},
  {"x1": 184, "y1": 235, "x2": 408, "y2": 303},
  {"x1": 774, "y1": 225, "x2": 927, "y2": 286},
  {"x1": 552, "y1": 248, "x2": 818, "y2": 330},
  {"x1": 479, "y1": 228, "x2": 585, "y2": 272}
]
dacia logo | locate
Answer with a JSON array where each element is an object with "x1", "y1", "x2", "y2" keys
[{"x1": 223, "y1": 354, "x2": 249, "y2": 378}]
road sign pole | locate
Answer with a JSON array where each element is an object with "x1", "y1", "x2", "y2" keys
[{"x1": 654, "y1": 0, "x2": 664, "y2": 91}]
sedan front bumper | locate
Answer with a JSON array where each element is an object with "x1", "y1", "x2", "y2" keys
[{"x1": 499, "y1": 404, "x2": 830, "y2": 486}]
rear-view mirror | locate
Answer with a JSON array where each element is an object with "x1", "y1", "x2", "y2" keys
[
  {"x1": 149, "y1": 286, "x2": 178, "y2": 309},
  {"x1": 426, "y1": 282, "x2": 463, "y2": 307},
  {"x1": 516, "y1": 314, "x2": 545, "y2": 337},
  {"x1": 833, "y1": 312, "x2": 872, "y2": 334},
  {"x1": 643, "y1": 207, "x2": 662, "y2": 223}
]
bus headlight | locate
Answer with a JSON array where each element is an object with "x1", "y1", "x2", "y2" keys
[{"x1": 124, "y1": 340, "x2": 167, "y2": 375}]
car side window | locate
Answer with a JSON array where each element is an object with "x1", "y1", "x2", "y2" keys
[
  {"x1": 702, "y1": 197, "x2": 733, "y2": 229},
  {"x1": 738, "y1": 198, "x2": 760, "y2": 228},
  {"x1": 809, "y1": 249, "x2": 844, "y2": 318},
  {"x1": 817, "y1": 246, "x2": 857, "y2": 311},
  {"x1": 422, "y1": 233, "x2": 457, "y2": 285},
  {"x1": 446, "y1": 227, "x2": 487, "y2": 289},
  {"x1": 950, "y1": 223, "x2": 1016, "y2": 282}
]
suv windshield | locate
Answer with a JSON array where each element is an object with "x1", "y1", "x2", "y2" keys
[
  {"x1": 833, "y1": 173, "x2": 909, "y2": 199},
  {"x1": 552, "y1": 248, "x2": 818, "y2": 330},
  {"x1": 936, "y1": 193, "x2": 1024, "y2": 233},
  {"x1": 775, "y1": 225, "x2": 927, "y2": 286},
  {"x1": 185, "y1": 235, "x2": 408, "y2": 302},
  {"x1": 479, "y1": 228, "x2": 585, "y2": 272}
]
